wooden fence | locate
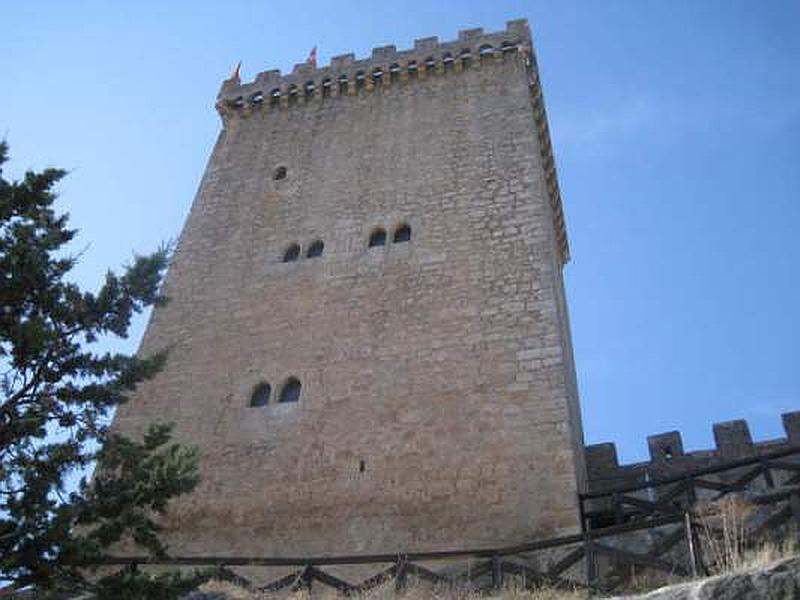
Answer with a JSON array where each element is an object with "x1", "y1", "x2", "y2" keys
[{"x1": 96, "y1": 444, "x2": 800, "y2": 595}]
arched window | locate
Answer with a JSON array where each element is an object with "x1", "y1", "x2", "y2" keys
[
  {"x1": 250, "y1": 382, "x2": 271, "y2": 407},
  {"x1": 389, "y1": 63, "x2": 401, "y2": 82},
  {"x1": 460, "y1": 48, "x2": 472, "y2": 68},
  {"x1": 338, "y1": 74, "x2": 349, "y2": 95},
  {"x1": 479, "y1": 44, "x2": 495, "y2": 60},
  {"x1": 501, "y1": 41, "x2": 517, "y2": 55},
  {"x1": 283, "y1": 243, "x2": 300, "y2": 262},
  {"x1": 273, "y1": 165, "x2": 287, "y2": 181},
  {"x1": 306, "y1": 240, "x2": 324, "y2": 258},
  {"x1": 304, "y1": 80, "x2": 315, "y2": 98},
  {"x1": 368, "y1": 228, "x2": 387, "y2": 248},
  {"x1": 393, "y1": 223, "x2": 411, "y2": 243},
  {"x1": 372, "y1": 67, "x2": 384, "y2": 85},
  {"x1": 442, "y1": 52, "x2": 454, "y2": 71},
  {"x1": 279, "y1": 377, "x2": 302, "y2": 403},
  {"x1": 250, "y1": 91, "x2": 264, "y2": 106},
  {"x1": 425, "y1": 56, "x2": 436, "y2": 70},
  {"x1": 269, "y1": 88, "x2": 281, "y2": 107},
  {"x1": 407, "y1": 60, "x2": 418, "y2": 77},
  {"x1": 321, "y1": 78, "x2": 332, "y2": 97}
]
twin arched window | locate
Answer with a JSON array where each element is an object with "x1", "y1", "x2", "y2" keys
[
  {"x1": 284, "y1": 240, "x2": 324, "y2": 262},
  {"x1": 284, "y1": 225, "x2": 409, "y2": 261},
  {"x1": 369, "y1": 223, "x2": 411, "y2": 248},
  {"x1": 249, "y1": 377, "x2": 302, "y2": 407}
]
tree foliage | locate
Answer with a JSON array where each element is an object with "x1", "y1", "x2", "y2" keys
[{"x1": 0, "y1": 141, "x2": 200, "y2": 597}]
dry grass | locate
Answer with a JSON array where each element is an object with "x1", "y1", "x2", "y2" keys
[
  {"x1": 695, "y1": 495, "x2": 799, "y2": 576},
  {"x1": 195, "y1": 579, "x2": 589, "y2": 600},
  {"x1": 695, "y1": 496, "x2": 754, "y2": 574}
]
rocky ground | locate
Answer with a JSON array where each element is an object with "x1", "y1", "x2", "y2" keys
[{"x1": 614, "y1": 556, "x2": 800, "y2": 600}]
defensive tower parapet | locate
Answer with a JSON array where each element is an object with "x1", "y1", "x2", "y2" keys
[
  {"x1": 216, "y1": 19, "x2": 569, "y2": 263},
  {"x1": 586, "y1": 410, "x2": 800, "y2": 494},
  {"x1": 216, "y1": 20, "x2": 531, "y2": 113}
]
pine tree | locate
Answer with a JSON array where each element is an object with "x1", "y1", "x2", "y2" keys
[{"x1": 0, "y1": 141, "x2": 201, "y2": 597}]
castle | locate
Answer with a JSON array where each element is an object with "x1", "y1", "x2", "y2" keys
[
  {"x1": 109, "y1": 19, "x2": 800, "y2": 560},
  {"x1": 110, "y1": 19, "x2": 585, "y2": 557}
]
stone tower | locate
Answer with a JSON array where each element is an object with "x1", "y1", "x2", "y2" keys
[{"x1": 111, "y1": 19, "x2": 586, "y2": 558}]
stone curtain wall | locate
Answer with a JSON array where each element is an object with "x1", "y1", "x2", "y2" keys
[
  {"x1": 586, "y1": 411, "x2": 800, "y2": 494},
  {"x1": 110, "y1": 20, "x2": 586, "y2": 558}
]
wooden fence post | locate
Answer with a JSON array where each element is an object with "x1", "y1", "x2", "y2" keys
[
  {"x1": 491, "y1": 554, "x2": 503, "y2": 590},
  {"x1": 613, "y1": 492, "x2": 624, "y2": 524},
  {"x1": 578, "y1": 494, "x2": 588, "y2": 533},
  {"x1": 761, "y1": 457, "x2": 775, "y2": 488},
  {"x1": 395, "y1": 555, "x2": 408, "y2": 593},
  {"x1": 302, "y1": 564, "x2": 313, "y2": 592},
  {"x1": 686, "y1": 476, "x2": 697, "y2": 506},
  {"x1": 684, "y1": 511, "x2": 699, "y2": 578},
  {"x1": 790, "y1": 492, "x2": 800, "y2": 528},
  {"x1": 584, "y1": 533, "x2": 597, "y2": 588}
]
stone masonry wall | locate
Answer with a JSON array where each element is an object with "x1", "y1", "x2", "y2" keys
[{"x1": 110, "y1": 20, "x2": 586, "y2": 558}]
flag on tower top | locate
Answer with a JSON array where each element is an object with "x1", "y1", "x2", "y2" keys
[
  {"x1": 307, "y1": 46, "x2": 317, "y2": 68},
  {"x1": 230, "y1": 61, "x2": 241, "y2": 81}
]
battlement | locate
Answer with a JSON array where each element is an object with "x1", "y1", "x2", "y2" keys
[
  {"x1": 214, "y1": 19, "x2": 569, "y2": 264},
  {"x1": 586, "y1": 411, "x2": 800, "y2": 493},
  {"x1": 216, "y1": 19, "x2": 532, "y2": 114}
]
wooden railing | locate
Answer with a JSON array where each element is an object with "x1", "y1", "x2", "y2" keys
[{"x1": 92, "y1": 445, "x2": 800, "y2": 595}]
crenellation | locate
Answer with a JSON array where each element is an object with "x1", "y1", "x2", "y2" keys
[
  {"x1": 371, "y1": 44, "x2": 397, "y2": 60},
  {"x1": 291, "y1": 62, "x2": 314, "y2": 76},
  {"x1": 506, "y1": 18, "x2": 529, "y2": 36},
  {"x1": 254, "y1": 69, "x2": 281, "y2": 88},
  {"x1": 585, "y1": 443, "x2": 619, "y2": 478},
  {"x1": 647, "y1": 430, "x2": 684, "y2": 462},
  {"x1": 585, "y1": 411, "x2": 800, "y2": 492},
  {"x1": 414, "y1": 36, "x2": 439, "y2": 51},
  {"x1": 783, "y1": 411, "x2": 800, "y2": 440},
  {"x1": 331, "y1": 52, "x2": 356, "y2": 70},
  {"x1": 216, "y1": 22, "x2": 530, "y2": 113},
  {"x1": 458, "y1": 27, "x2": 484, "y2": 41},
  {"x1": 713, "y1": 419, "x2": 754, "y2": 458}
]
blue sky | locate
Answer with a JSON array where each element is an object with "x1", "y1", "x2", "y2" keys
[{"x1": 2, "y1": 1, "x2": 798, "y2": 464}]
